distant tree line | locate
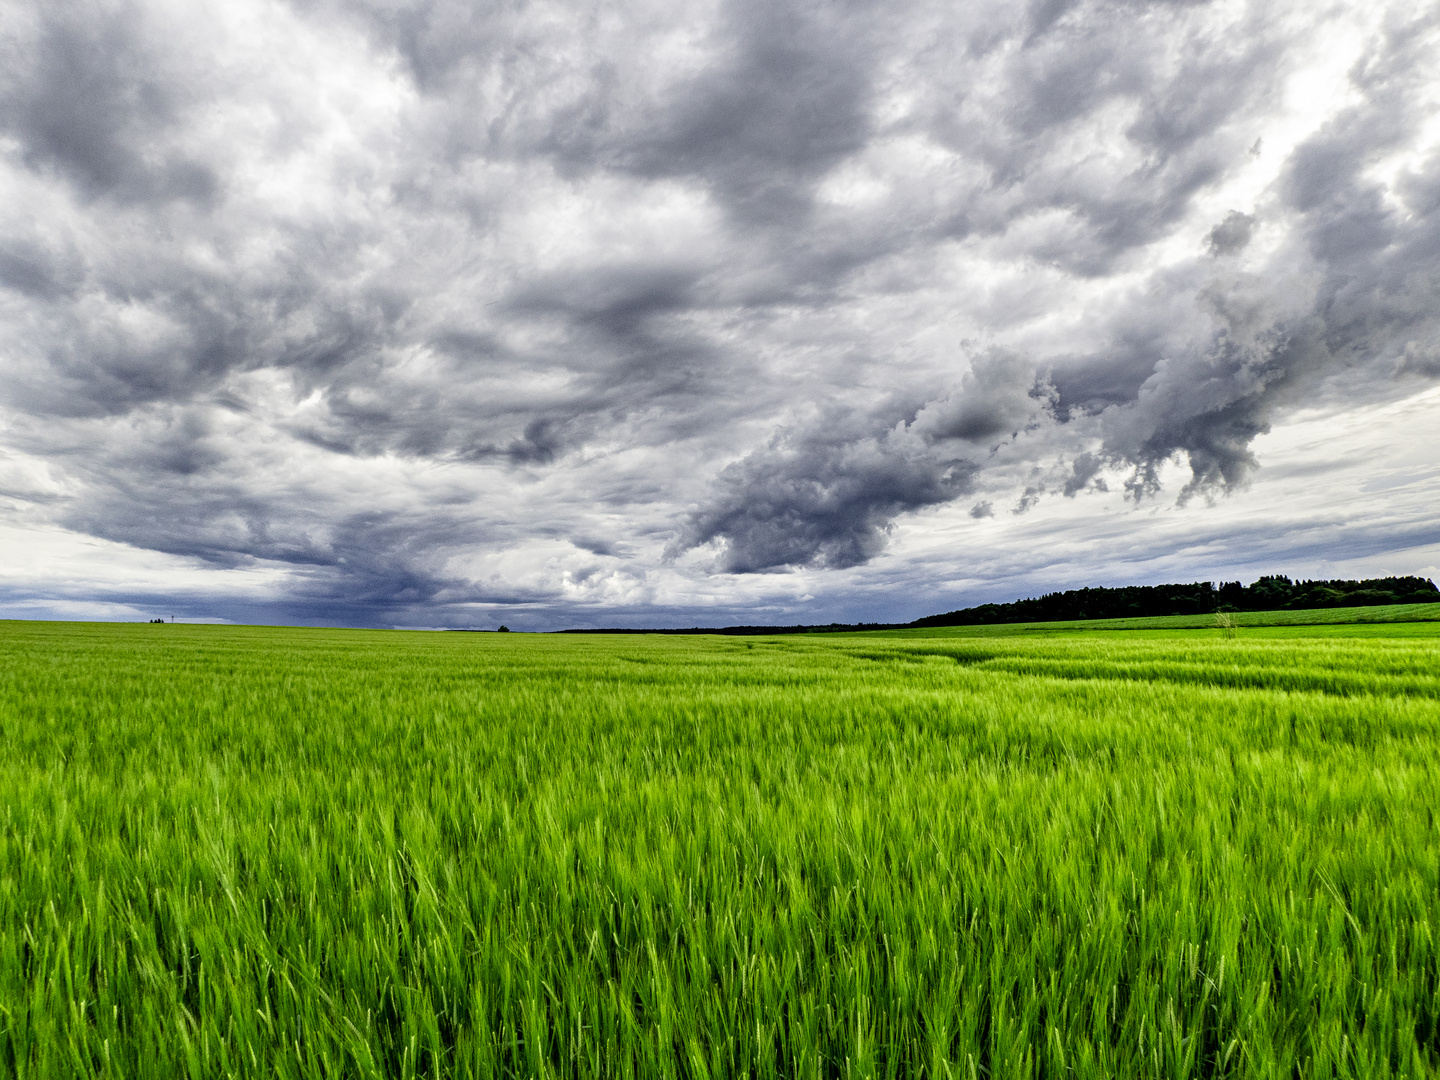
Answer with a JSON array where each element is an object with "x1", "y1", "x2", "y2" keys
[{"x1": 908, "y1": 575, "x2": 1440, "y2": 628}]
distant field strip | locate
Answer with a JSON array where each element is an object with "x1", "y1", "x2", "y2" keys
[
  {"x1": 858, "y1": 638, "x2": 1440, "y2": 699},
  {"x1": 2, "y1": 620, "x2": 1438, "y2": 1078},
  {"x1": 888, "y1": 601, "x2": 1440, "y2": 636}
]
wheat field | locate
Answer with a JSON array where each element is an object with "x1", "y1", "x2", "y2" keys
[{"x1": 2, "y1": 619, "x2": 1437, "y2": 1078}]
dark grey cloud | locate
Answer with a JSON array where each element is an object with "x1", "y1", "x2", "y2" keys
[
  {"x1": 675, "y1": 348, "x2": 1051, "y2": 571},
  {"x1": 617, "y1": 0, "x2": 882, "y2": 224},
  {"x1": 1207, "y1": 211, "x2": 1255, "y2": 256},
  {"x1": 2, "y1": 6, "x2": 219, "y2": 205},
  {"x1": 672, "y1": 410, "x2": 966, "y2": 573},
  {"x1": 1063, "y1": 452, "x2": 1105, "y2": 497},
  {"x1": 0, "y1": 0, "x2": 1437, "y2": 624}
]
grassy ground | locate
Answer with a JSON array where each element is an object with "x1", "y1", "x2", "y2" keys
[
  {"x1": 2, "y1": 617, "x2": 1438, "y2": 1078},
  {"x1": 877, "y1": 601, "x2": 1440, "y2": 637}
]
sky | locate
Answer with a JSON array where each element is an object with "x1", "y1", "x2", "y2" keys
[{"x1": 1, "y1": 0, "x2": 1438, "y2": 630}]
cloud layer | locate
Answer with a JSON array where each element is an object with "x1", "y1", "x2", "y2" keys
[{"x1": 1, "y1": 0, "x2": 1438, "y2": 626}]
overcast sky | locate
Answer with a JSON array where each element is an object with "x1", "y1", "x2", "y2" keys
[{"x1": 1, "y1": 0, "x2": 1438, "y2": 630}]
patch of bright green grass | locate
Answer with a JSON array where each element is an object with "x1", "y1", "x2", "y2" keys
[
  {"x1": 1, "y1": 620, "x2": 1438, "y2": 1077},
  {"x1": 863, "y1": 601, "x2": 1440, "y2": 637}
]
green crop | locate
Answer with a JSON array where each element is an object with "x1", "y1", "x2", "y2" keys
[{"x1": 1, "y1": 619, "x2": 1438, "y2": 1078}]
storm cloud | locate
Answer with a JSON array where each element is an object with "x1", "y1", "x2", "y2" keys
[{"x1": 1, "y1": 0, "x2": 1438, "y2": 626}]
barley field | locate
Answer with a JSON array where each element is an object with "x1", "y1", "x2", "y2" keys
[{"x1": 2, "y1": 618, "x2": 1438, "y2": 1078}]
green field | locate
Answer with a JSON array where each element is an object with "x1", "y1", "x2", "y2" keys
[
  {"x1": 2, "y1": 617, "x2": 1438, "y2": 1078},
  {"x1": 880, "y1": 601, "x2": 1440, "y2": 637}
]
